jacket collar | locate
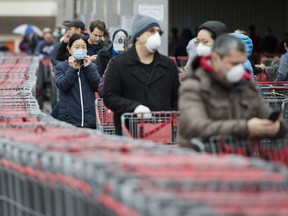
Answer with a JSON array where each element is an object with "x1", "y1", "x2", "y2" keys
[
  {"x1": 99, "y1": 43, "x2": 113, "y2": 58},
  {"x1": 126, "y1": 46, "x2": 170, "y2": 85},
  {"x1": 126, "y1": 46, "x2": 169, "y2": 67}
]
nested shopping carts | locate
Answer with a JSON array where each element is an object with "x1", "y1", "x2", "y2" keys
[
  {"x1": 191, "y1": 135, "x2": 288, "y2": 166},
  {"x1": 36, "y1": 57, "x2": 53, "y2": 108},
  {"x1": 0, "y1": 53, "x2": 40, "y2": 117},
  {"x1": 121, "y1": 111, "x2": 180, "y2": 144},
  {"x1": 95, "y1": 98, "x2": 115, "y2": 135}
]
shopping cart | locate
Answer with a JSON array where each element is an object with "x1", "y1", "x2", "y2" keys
[
  {"x1": 258, "y1": 82, "x2": 288, "y2": 112},
  {"x1": 260, "y1": 57, "x2": 280, "y2": 67},
  {"x1": 190, "y1": 135, "x2": 288, "y2": 166},
  {"x1": 95, "y1": 98, "x2": 115, "y2": 135},
  {"x1": 265, "y1": 66, "x2": 278, "y2": 81},
  {"x1": 121, "y1": 111, "x2": 180, "y2": 145}
]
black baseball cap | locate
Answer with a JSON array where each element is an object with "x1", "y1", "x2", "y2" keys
[{"x1": 63, "y1": 20, "x2": 85, "y2": 31}]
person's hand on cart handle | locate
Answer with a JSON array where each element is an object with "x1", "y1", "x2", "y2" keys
[
  {"x1": 255, "y1": 63, "x2": 266, "y2": 71},
  {"x1": 134, "y1": 105, "x2": 152, "y2": 118},
  {"x1": 247, "y1": 117, "x2": 280, "y2": 138}
]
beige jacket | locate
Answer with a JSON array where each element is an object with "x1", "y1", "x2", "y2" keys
[{"x1": 178, "y1": 61, "x2": 287, "y2": 148}]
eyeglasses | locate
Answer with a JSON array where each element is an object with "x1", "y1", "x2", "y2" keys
[{"x1": 146, "y1": 28, "x2": 164, "y2": 36}]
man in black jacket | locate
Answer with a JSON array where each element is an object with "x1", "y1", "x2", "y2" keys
[{"x1": 103, "y1": 14, "x2": 180, "y2": 135}]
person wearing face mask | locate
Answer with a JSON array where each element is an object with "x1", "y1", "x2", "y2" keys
[
  {"x1": 184, "y1": 20, "x2": 227, "y2": 76},
  {"x1": 54, "y1": 34, "x2": 101, "y2": 128},
  {"x1": 178, "y1": 34, "x2": 287, "y2": 148},
  {"x1": 95, "y1": 29, "x2": 128, "y2": 77},
  {"x1": 103, "y1": 14, "x2": 180, "y2": 135}
]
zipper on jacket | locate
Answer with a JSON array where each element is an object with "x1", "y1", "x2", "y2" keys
[{"x1": 77, "y1": 66, "x2": 84, "y2": 127}]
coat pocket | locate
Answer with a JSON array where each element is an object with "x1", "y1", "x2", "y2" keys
[
  {"x1": 239, "y1": 99, "x2": 259, "y2": 118},
  {"x1": 206, "y1": 98, "x2": 229, "y2": 120}
]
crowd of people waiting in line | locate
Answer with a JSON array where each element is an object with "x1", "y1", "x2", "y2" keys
[{"x1": 12, "y1": 15, "x2": 288, "y2": 149}]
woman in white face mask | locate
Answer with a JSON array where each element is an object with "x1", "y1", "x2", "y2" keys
[
  {"x1": 185, "y1": 20, "x2": 228, "y2": 75},
  {"x1": 195, "y1": 20, "x2": 228, "y2": 56},
  {"x1": 195, "y1": 30, "x2": 214, "y2": 57},
  {"x1": 178, "y1": 34, "x2": 288, "y2": 149}
]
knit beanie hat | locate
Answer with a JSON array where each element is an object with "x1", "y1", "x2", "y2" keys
[
  {"x1": 131, "y1": 14, "x2": 160, "y2": 42},
  {"x1": 197, "y1": 20, "x2": 228, "y2": 39}
]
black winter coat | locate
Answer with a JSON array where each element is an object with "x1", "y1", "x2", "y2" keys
[
  {"x1": 95, "y1": 43, "x2": 113, "y2": 76},
  {"x1": 103, "y1": 46, "x2": 180, "y2": 135},
  {"x1": 55, "y1": 61, "x2": 101, "y2": 128}
]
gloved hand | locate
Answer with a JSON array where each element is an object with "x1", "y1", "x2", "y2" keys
[{"x1": 134, "y1": 105, "x2": 152, "y2": 118}]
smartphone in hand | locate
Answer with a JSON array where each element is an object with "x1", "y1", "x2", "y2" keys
[{"x1": 268, "y1": 111, "x2": 281, "y2": 122}]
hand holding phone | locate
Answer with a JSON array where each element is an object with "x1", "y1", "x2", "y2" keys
[{"x1": 268, "y1": 111, "x2": 281, "y2": 122}]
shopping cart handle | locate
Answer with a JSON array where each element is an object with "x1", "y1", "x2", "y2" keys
[{"x1": 190, "y1": 138, "x2": 205, "y2": 152}]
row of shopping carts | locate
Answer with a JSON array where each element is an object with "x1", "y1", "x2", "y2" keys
[
  {"x1": 2, "y1": 52, "x2": 288, "y2": 215},
  {"x1": 2, "y1": 116, "x2": 288, "y2": 216},
  {"x1": 3, "y1": 127, "x2": 288, "y2": 216}
]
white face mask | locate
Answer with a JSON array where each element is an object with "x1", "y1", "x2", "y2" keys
[
  {"x1": 145, "y1": 32, "x2": 161, "y2": 53},
  {"x1": 226, "y1": 64, "x2": 246, "y2": 83},
  {"x1": 196, "y1": 43, "x2": 212, "y2": 56}
]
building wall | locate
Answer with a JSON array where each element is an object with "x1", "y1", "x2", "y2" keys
[
  {"x1": 0, "y1": 17, "x2": 56, "y2": 36},
  {"x1": 1, "y1": 0, "x2": 288, "y2": 53},
  {"x1": 0, "y1": 0, "x2": 57, "y2": 52},
  {"x1": 0, "y1": 0, "x2": 57, "y2": 33},
  {"x1": 74, "y1": 0, "x2": 169, "y2": 54},
  {"x1": 58, "y1": 0, "x2": 288, "y2": 54},
  {"x1": 169, "y1": 0, "x2": 288, "y2": 41}
]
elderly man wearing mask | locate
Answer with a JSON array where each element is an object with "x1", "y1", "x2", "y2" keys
[
  {"x1": 178, "y1": 34, "x2": 287, "y2": 149},
  {"x1": 103, "y1": 14, "x2": 180, "y2": 135}
]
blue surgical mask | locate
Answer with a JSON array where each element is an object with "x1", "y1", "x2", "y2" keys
[{"x1": 73, "y1": 49, "x2": 87, "y2": 60}]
